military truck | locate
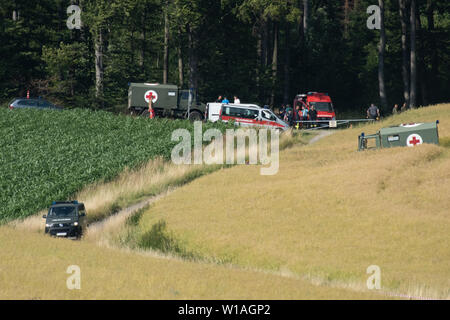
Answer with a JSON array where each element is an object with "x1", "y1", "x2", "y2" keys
[
  {"x1": 358, "y1": 121, "x2": 440, "y2": 151},
  {"x1": 128, "y1": 83, "x2": 206, "y2": 120},
  {"x1": 43, "y1": 201, "x2": 88, "y2": 239}
]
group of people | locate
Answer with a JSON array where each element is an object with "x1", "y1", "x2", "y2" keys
[
  {"x1": 277, "y1": 104, "x2": 318, "y2": 129},
  {"x1": 366, "y1": 102, "x2": 410, "y2": 121},
  {"x1": 215, "y1": 95, "x2": 240, "y2": 104},
  {"x1": 392, "y1": 102, "x2": 410, "y2": 115}
]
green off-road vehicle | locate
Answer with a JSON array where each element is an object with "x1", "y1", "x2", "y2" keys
[{"x1": 43, "y1": 201, "x2": 88, "y2": 239}]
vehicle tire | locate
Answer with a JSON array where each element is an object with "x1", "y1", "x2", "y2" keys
[
  {"x1": 188, "y1": 111, "x2": 203, "y2": 121},
  {"x1": 77, "y1": 227, "x2": 83, "y2": 240}
]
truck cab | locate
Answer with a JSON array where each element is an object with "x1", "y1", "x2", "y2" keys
[
  {"x1": 43, "y1": 201, "x2": 88, "y2": 239},
  {"x1": 294, "y1": 92, "x2": 336, "y2": 124}
]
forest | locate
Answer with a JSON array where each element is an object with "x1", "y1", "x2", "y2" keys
[{"x1": 1, "y1": 0, "x2": 449, "y2": 115}]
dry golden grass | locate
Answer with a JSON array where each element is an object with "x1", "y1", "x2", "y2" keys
[
  {"x1": 10, "y1": 129, "x2": 306, "y2": 235},
  {"x1": 135, "y1": 104, "x2": 450, "y2": 299},
  {"x1": 0, "y1": 226, "x2": 384, "y2": 299}
]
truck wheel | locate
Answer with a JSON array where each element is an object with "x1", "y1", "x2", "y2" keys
[
  {"x1": 188, "y1": 111, "x2": 203, "y2": 121},
  {"x1": 141, "y1": 110, "x2": 150, "y2": 118}
]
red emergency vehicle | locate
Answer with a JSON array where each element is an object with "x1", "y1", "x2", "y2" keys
[{"x1": 293, "y1": 92, "x2": 336, "y2": 123}]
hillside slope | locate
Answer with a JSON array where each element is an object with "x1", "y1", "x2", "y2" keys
[
  {"x1": 133, "y1": 104, "x2": 450, "y2": 299},
  {"x1": 0, "y1": 226, "x2": 384, "y2": 299}
]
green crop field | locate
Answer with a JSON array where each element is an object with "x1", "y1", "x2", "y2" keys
[{"x1": 0, "y1": 108, "x2": 228, "y2": 223}]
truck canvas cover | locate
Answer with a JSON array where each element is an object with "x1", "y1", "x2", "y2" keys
[{"x1": 128, "y1": 83, "x2": 178, "y2": 109}]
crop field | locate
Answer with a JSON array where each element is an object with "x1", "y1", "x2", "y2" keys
[{"x1": 0, "y1": 108, "x2": 229, "y2": 223}]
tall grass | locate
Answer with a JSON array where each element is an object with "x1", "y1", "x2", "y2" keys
[{"x1": 132, "y1": 104, "x2": 450, "y2": 299}]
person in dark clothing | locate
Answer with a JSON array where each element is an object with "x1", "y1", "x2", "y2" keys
[
  {"x1": 367, "y1": 103, "x2": 380, "y2": 120},
  {"x1": 286, "y1": 110, "x2": 293, "y2": 127},
  {"x1": 293, "y1": 105, "x2": 301, "y2": 129},
  {"x1": 279, "y1": 105, "x2": 286, "y2": 119},
  {"x1": 309, "y1": 105, "x2": 318, "y2": 127},
  {"x1": 215, "y1": 96, "x2": 223, "y2": 103}
]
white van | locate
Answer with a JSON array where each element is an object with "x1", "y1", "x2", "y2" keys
[
  {"x1": 219, "y1": 104, "x2": 289, "y2": 131},
  {"x1": 206, "y1": 103, "x2": 261, "y2": 123}
]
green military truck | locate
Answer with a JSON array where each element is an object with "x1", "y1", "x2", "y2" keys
[
  {"x1": 128, "y1": 83, "x2": 206, "y2": 120},
  {"x1": 358, "y1": 121, "x2": 440, "y2": 151}
]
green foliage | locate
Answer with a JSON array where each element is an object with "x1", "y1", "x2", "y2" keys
[
  {"x1": 0, "y1": 108, "x2": 230, "y2": 223},
  {"x1": 0, "y1": 0, "x2": 449, "y2": 112},
  {"x1": 138, "y1": 219, "x2": 200, "y2": 260}
]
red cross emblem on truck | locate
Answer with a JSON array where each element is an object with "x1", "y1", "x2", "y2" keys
[
  {"x1": 406, "y1": 134, "x2": 423, "y2": 147},
  {"x1": 409, "y1": 136, "x2": 420, "y2": 146},
  {"x1": 144, "y1": 90, "x2": 158, "y2": 103}
]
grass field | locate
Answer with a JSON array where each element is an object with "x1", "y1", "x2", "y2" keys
[
  {"x1": 1, "y1": 104, "x2": 448, "y2": 299},
  {"x1": 0, "y1": 108, "x2": 230, "y2": 223},
  {"x1": 0, "y1": 226, "x2": 385, "y2": 299},
  {"x1": 130, "y1": 104, "x2": 450, "y2": 299}
]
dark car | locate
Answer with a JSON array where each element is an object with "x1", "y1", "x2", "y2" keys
[
  {"x1": 8, "y1": 98, "x2": 63, "y2": 110},
  {"x1": 43, "y1": 201, "x2": 88, "y2": 239}
]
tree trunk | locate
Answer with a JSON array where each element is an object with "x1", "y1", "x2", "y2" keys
[
  {"x1": 283, "y1": 24, "x2": 290, "y2": 105},
  {"x1": 427, "y1": 0, "x2": 437, "y2": 102},
  {"x1": 344, "y1": 0, "x2": 350, "y2": 37},
  {"x1": 262, "y1": 20, "x2": 269, "y2": 68},
  {"x1": 378, "y1": 0, "x2": 388, "y2": 110},
  {"x1": 270, "y1": 23, "x2": 278, "y2": 108},
  {"x1": 163, "y1": 0, "x2": 169, "y2": 84},
  {"x1": 416, "y1": 11, "x2": 428, "y2": 106},
  {"x1": 255, "y1": 23, "x2": 262, "y2": 101},
  {"x1": 187, "y1": 25, "x2": 198, "y2": 91},
  {"x1": 12, "y1": 0, "x2": 19, "y2": 21},
  {"x1": 399, "y1": 0, "x2": 410, "y2": 107},
  {"x1": 303, "y1": 0, "x2": 309, "y2": 38},
  {"x1": 410, "y1": 0, "x2": 417, "y2": 108},
  {"x1": 94, "y1": 28, "x2": 104, "y2": 106},
  {"x1": 138, "y1": 8, "x2": 146, "y2": 68},
  {"x1": 177, "y1": 40, "x2": 184, "y2": 87}
]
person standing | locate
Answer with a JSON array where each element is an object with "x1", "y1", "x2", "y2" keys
[
  {"x1": 148, "y1": 100, "x2": 155, "y2": 119},
  {"x1": 222, "y1": 97, "x2": 230, "y2": 104},
  {"x1": 293, "y1": 105, "x2": 301, "y2": 129},
  {"x1": 234, "y1": 96, "x2": 241, "y2": 104},
  {"x1": 216, "y1": 95, "x2": 223, "y2": 103},
  {"x1": 401, "y1": 102, "x2": 408, "y2": 112},
  {"x1": 392, "y1": 104, "x2": 399, "y2": 115},
  {"x1": 301, "y1": 106, "x2": 309, "y2": 128},
  {"x1": 286, "y1": 109, "x2": 293, "y2": 127},
  {"x1": 279, "y1": 105, "x2": 286, "y2": 119},
  {"x1": 367, "y1": 103, "x2": 380, "y2": 120},
  {"x1": 309, "y1": 105, "x2": 318, "y2": 127}
]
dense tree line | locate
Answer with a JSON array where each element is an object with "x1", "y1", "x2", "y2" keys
[{"x1": 0, "y1": 0, "x2": 448, "y2": 114}]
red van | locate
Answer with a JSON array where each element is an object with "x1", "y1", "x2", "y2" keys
[{"x1": 293, "y1": 92, "x2": 336, "y2": 124}]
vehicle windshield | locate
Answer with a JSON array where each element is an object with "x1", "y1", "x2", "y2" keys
[
  {"x1": 310, "y1": 102, "x2": 333, "y2": 112},
  {"x1": 49, "y1": 206, "x2": 77, "y2": 217},
  {"x1": 261, "y1": 110, "x2": 277, "y2": 121}
]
